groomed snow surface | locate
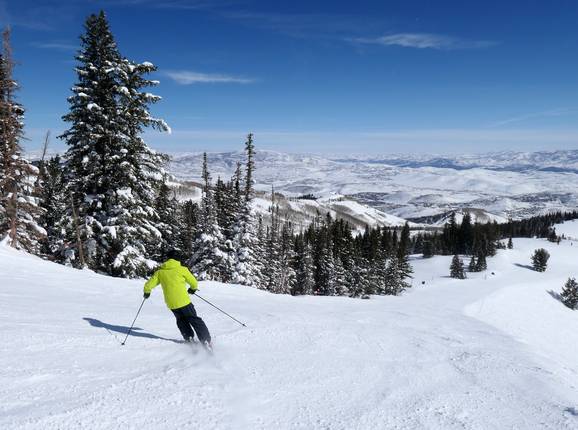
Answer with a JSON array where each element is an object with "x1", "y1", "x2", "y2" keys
[{"x1": 2, "y1": 228, "x2": 578, "y2": 429}]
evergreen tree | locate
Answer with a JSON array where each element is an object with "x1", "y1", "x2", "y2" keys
[
  {"x1": 230, "y1": 135, "x2": 262, "y2": 287},
  {"x1": 189, "y1": 153, "x2": 229, "y2": 281},
  {"x1": 38, "y1": 156, "x2": 67, "y2": 259},
  {"x1": 276, "y1": 222, "x2": 295, "y2": 294},
  {"x1": 179, "y1": 200, "x2": 198, "y2": 256},
  {"x1": 468, "y1": 255, "x2": 477, "y2": 272},
  {"x1": 293, "y1": 240, "x2": 315, "y2": 295},
  {"x1": 348, "y1": 256, "x2": 371, "y2": 298},
  {"x1": 422, "y1": 240, "x2": 435, "y2": 258},
  {"x1": 396, "y1": 223, "x2": 414, "y2": 281},
  {"x1": 561, "y1": 277, "x2": 578, "y2": 310},
  {"x1": 0, "y1": 29, "x2": 44, "y2": 253},
  {"x1": 450, "y1": 255, "x2": 466, "y2": 279},
  {"x1": 458, "y1": 211, "x2": 473, "y2": 254},
  {"x1": 314, "y1": 238, "x2": 336, "y2": 295},
  {"x1": 263, "y1": 206, "x2": 282, "y2": 292},
  {"x1": 475, "y1": 252, "x2": 487, "y2": 272},
  {"x1": 244, "y1": 133, "x2": 255, "y2": 201},
  {"x1": 384, "y1": 255, "x2": 410, "y2": 295},
  {"x1": 154, "y1": 178, "x2": 180, "y2": 261},
  {"x1": 507, "y1": 237, "x2": 513, "y2": 249},
  {"x1": 531, "y1": 248, "x2": 550, "y2": 272},
  {"x1": 60, "y1": 11, "x2": 169, "y2": 277}
]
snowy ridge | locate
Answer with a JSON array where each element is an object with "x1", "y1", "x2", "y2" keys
[
  {"x1": 170, "y1": 150, "x2": 578, "y2": 223},
  {"x1": 2, "y1": 222, "x2": 578, "y2": 428}
]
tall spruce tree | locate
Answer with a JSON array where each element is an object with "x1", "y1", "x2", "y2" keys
[
  {"x1": 0, "y1": 28, "x2": 44, "y2": 253},
  {"x1": 154, "y1": 177, "x2": 180, "y2": 261},
  {"x1": 60, "y1": 11, "x2": 169, "y2": 277},
  {"x1": 231, "y1": 134, "x2": 262, "y2": 287},
  {"x1": 295, "y1": 241, "x2": 315, "y2": 295},
  {"x1": 38, "y1": 156, "x2": 67, "y2": 259},
  {"x1": 179, "y1": 200, "x2": 198, "y2": 256},
  {"x1": 189, "y1": 153, "x2": 229, "y2": 281}
]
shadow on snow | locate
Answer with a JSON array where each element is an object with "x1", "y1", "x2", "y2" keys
[{"x1": 83, "y1": 317, "x2": 182, "y2": 343}]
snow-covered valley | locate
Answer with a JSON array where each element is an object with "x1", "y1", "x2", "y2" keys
[
  {"x1": 2, "y1": 224, "x2": 578, "y2": 429},
  {"x1": 170, "y1": 150, "x2": 578, "y2": 223}
]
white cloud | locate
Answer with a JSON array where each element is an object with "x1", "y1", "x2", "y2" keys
[
  {"x1": 353, "y1": 33, "x2": 496, "y2": 50},
  {"x1": 164, "y1": 70, "x2": 255, "y2": 85}
]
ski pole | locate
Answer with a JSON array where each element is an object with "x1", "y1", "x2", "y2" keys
[
  {"x1": 193, "y1": 293, "x2": 247, "y2": 327},
  {"x1": 121, "y1": 298, "x2": 146, "y2": 346}
]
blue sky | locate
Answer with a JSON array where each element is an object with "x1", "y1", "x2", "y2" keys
[{"x1": 2, "y1": 0, "x2": 578, "y2": 155}]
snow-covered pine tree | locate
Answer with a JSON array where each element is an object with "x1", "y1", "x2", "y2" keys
[
  {"x1": 396, "y1": 223, "x2": 414, "y2": 281},
  {"x1": 293, "y1": 239, "x2": 315, "y2": 295},
  {"x1": 561, "y1": 277, "x2": 578, "y2": 310},
  {"x1": 350, "y1": 256, "x2": 371, "y2": 299},
  {"x1": 179, "y1": 200, "x2": 198, "y2": 257},
  {"x1": 244, "y1": 132, "x2": 255, "y2": 201},
  {"x1": 531, "y1": 248, "x2": 550, "y2": 272},
  {"x1": 262, "y1": 204, "x2": 283, "y2": 292},
  {"x1": 38, "y1": 156, "x2": 68, "y2": 259},
  {"x1": 189, "y1": 153, "x2": 230, "y2": 281},
  {"x1": 333, "y1": 254, "x2": 349, "y2": 296},
  {"x1": 154, "y1": 177, "x2": 180, "y2": 261},
  {"x1": 450, "y1": 255, "x2": 466, "y2": 279},
  {"x1": 276, "y1": 221, "x2": 296, "y2": 294},
  {"x1": 315, "y1": 239, "x2": 337, "y2": 295},
  {"x1": 381, "y1": 254, "x2": 411, "y2": 295},
  {"x1": 231, "y1": 135, "x2": 263, "y2": 287},
  {"x1": 365, "y1": 246, "x2": 387, "y2": 295},
  {"x1": 0, "y1": 28, "x2": 45, "y2": 253},
  {"x1": 60, "y1": 11, "x2": 169, "y2": 277}
]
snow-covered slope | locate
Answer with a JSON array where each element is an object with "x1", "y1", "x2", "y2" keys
[
  {"x1": 251, "y1": 195, "x2": 412, "y2": 232},
  {"x1": 170, "y1": 150, "x2": 578, "y2": 222},
  {"x1": 555, "y1": 219, "x2": 578, "y2": 240},
  {"x1": 3, "y1": 227, "x2": 578, "y2": 428}
]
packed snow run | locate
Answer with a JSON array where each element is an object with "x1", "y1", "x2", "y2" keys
[{"x1": 2, "y1": 231, "x2": 578, "y2": 429}]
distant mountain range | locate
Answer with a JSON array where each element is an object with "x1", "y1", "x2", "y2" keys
[{"x1": 167, "y1": 149, "x2": 578, "y2": 225}]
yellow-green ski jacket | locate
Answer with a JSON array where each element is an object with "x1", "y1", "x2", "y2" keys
[{"x1": 144, "y1": 259, "x2": 198, "y2": 310}]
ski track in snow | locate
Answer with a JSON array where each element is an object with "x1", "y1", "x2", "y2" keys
[{"x1": 2, "y1": 236, "x2": 578, "y2": 429}]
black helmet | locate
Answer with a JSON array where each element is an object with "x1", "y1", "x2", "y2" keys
[{"x1": 166, "y1": 249, "x2": 181, "y2": 261}]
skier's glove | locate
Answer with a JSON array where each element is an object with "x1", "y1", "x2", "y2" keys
[
  {"x1": 187, "y1": 288, "x2": 196, "y2": 295},
  {"x1": 143, "y1": 292, "x2": 150, "y2": 299}
]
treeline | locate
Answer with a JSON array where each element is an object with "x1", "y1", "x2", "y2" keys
[
  {"x1": 411, "y1": 210, "x2": 578, "y2": 260},
  {"x1": 179, "y1": 153, "x2": 414, "y2": 297}
]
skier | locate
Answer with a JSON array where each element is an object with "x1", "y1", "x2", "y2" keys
[{"x1": 143, "y1": 250, "x2": 212, "y2": 351}]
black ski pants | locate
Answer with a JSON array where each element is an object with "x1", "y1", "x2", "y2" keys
[{"x1": 171, "y1": 303, "x2": 211, "y2": 343}]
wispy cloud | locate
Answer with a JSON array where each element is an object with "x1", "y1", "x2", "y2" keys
[
  {"x1": 32, "y1": 42, "x2": 76, "y2": 51},
  {"x1": 489, "y1": 108, "x2": 577, "y2": 127},
  {"x1": 352, "y1": 33, "x2": 497, "y2": 50},
  {"x1": 165, "y1": 70, "x2": 256, "y2": 85}
]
